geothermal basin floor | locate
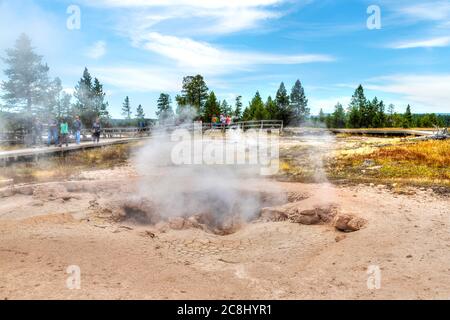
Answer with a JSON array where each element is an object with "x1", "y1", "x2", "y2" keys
[{"x1": 0, "y1": 166, "x2": 449, "y2": 299}]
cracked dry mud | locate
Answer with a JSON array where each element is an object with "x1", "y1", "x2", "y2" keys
[{"x1": 0, "y1": 166, "x2": 449, "y2": 299}]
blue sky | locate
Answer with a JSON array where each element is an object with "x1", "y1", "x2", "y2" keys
[{"x1": 1, "y1": 0, "x2": 450, "y2": 118}]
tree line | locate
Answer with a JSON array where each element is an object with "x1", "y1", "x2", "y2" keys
[
  {"x1": 2, "y1": 34, "x2": 447, "y2": 131},
  {"x1": 0, "y1": 34, "x2": 147, "y2": 130},
  {"x1": 157, "y1": 76, "x2": 448, "y2": 128},
  {"x1": 314, "y1": 85, "x2": 449, "y2": 129},
  {"x1": 156, "y1": 75, "x2": 310, "y2": 126}
]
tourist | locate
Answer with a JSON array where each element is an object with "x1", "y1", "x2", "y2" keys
[
  {"x1": 73, "y1": 116, "x2": 82, "y2": 145},
  {"x1": 211, "y1": 115, "x2": 218, "y2": 128},
  {"x1": 47, "y1": 118, "x2": 59, "y2": 146},
  {"x1": 226, "y1": 115, "x2": 231, "y2": 127},
  {"x1": 32, "y1": 117, "x2": 43, "y2": 146},
  {"x1": 59, "y1": 118, "x2": 69, "y2": 147},
  {"x1": 220, "y1": 114, "x2": 225, "y2": 130},
  {"x1": 92, "y1": 118, "x2": 101, "y2": 144}
]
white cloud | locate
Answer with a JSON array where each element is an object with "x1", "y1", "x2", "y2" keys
[
  {"x1": 134, "y1": 32, "x2": 333, "y2": 74},
  {"x1": 92, "y1": 66, "x2": 181, "y2": 92},
  {"x1": 86, "y1": 41, "x2": 107, "y2": 59},
  {"x1": 396, "y1": 1, "x2": 450, "y2": 22},
  {"x1": 86, "y1": 0, "x2": 285, "y2": 35},
  {"x1": 365, "y1": 74, "x2": 450, "y2": 112},
  {"x1": 390, "y1": 36, "x2": 450, "y2": 49},
  {"x1": 85, "y1": 0, "x2": 283, "y2": 9},
  {"x1": 194, "y1": 7, "x2": 281, "y2": 35}
]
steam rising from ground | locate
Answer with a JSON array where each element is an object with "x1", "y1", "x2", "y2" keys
[
  {"x1": 303, "y1": 128, "x2": 336, "y2": 183},
  {"x1": 0, "y1": 114, "x2": 4, "y2": 133},
  {"x1": 133, "y1": 126, "x2": 284, "y2": 224},
  {"x1": 281, "y1": 125, "x2": 338, "y2": 205}
]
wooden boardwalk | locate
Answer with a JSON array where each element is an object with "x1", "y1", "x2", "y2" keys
[
  {"x1": 329, "y1": 128, "x2": 434, "y2": 136},
  {"x1": 0, "y1": 120, "x2": 283, "y2": 164},
  {"x1": 0, "y1": 137, "x2": 145, "y2": 163}
]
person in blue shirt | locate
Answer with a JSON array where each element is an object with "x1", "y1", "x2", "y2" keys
[{"x1": 73, "y1": 116, "x2": 82, "y2": 145}]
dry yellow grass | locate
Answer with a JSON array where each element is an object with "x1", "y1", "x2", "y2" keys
[
  {"x1": 328, "y1": 139, "x2": 450, "y2": 186},
  {"x1": 0, "y1": 143, "x2": 135, "y2": 184},
  {"x1": 368, "y1": 140, "x2": 449, "y2": 167}
]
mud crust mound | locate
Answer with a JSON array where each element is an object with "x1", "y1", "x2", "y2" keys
[
  {"x1": 93, "y1": 190, "x2": 308, "y2": 235},
  {"x1": 260, "y1": 198, "x2": 367, "y2": 232}
]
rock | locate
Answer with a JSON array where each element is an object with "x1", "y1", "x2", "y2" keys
[
  {"x1": 121, "y1": 199, "x2": 159, "y2": 224},
  {"x1": 287, "y1": 192, "x2": 309, "y2": 202},
  {"x1": 289, "y1": 206, "x2": 337, "y2": 225},
  {"x1": 334, "y1": 214, "x2": 367, "y2": 232},
  {"x1": 139, "y1": 230, "x2": 156, "y2": 238},
  {"x1": 15, "y1": 186, "x2": 34, "y2": 196},
  {"x1": 290, "y1": 210, "x2": 321, "y2": 225},
  {"x1": 335, "y1": 234, "x2": 347, "y2": 242},
  {"x1": 347, "y1": 217, "x2": 367, "y2": 231},
  {"x1": 168, "y1": 217, "x2": 186, "y2": 230},
  {"x1": 260, "y1": 207, "x2": 288, "y2": 222},
  {"x1": 315, "y1": 206, "x2": 338, "y2": 223},
  {"x1": 0, "y1": 188, "x2": 14, "y2": 198}
]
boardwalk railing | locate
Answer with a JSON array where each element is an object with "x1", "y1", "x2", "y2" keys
[
  {"x1": 1, "y1": 120, "x2": 283, "y2": 145},
  {"x1": 154, "y1": 120, "x2": 283, "y2": 132},
  {"x1": 201, "y1": 120, "x2": 283, "y2": 131},
  {"x1": 81, "y1": 127, "x2": 151, "y2": 139},
  {"x1": 0, "y1": 129, "x2": 28, "y2": 144},
  {"x1": 0, "y1": 127, "x2": 152, "y2": 144}
]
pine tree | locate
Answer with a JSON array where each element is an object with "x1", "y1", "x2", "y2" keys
[
  {"x1": 176, "y1": 75, "x2": 209, "y2": 114},
  {"x1": 275, "y1": 82, "x2": 291, "y2": 124},
  {"x1": 248, "y1": 91, "x2": 269, "y2": 121},
  {"x1": 403, "y1": 104, "x2": 413, "y2": 128},
  {"x1": 58, "y1": 92, "x2": 72, "y2": 120},
  {"x1": 387, "y1": 104, "x2": 395, "y2": 127},
  {"x1": 136, "y1": 104, "x2": 145, "y2": 120},
  {"x1": 318, "y1": 109, "x2": 325, "y2": 123},
  {"x1": 368, "y1": 97, "x2": 379, "y2": 128},
  {"x1": 376, "y1": 100, "x2": 386, "y2": 128},
  {"x1": 202, "y1": 91, "x2": 221, "y2": 122},
  {"x1": 1, "y1": 33, "x2": 51, "y2": 114},
  {"x1": 234, "y1": 95, "x2": 243, "y2": 120},
  {"x1": 242, "y1": 107, "x2": 251, "y2": 121},
  {"x1": 290, "y1": 79, "x2": 309, "y2": 125},
  {"x1": 348, "y1": 85, "x2": 367, "y2": 128},
  {"x1": 220, "y1": 100, "x2": 233, "y2": 116},
  {"x1": 325, "y1": 114, "x2": 333, "y2": 128},
  {"x1": 122, "y1": 96, "x2": 132, "y2": 119},
  {"x1": 265, "y1": 96, "x2": 278, "y2": 120},
  {"x1": 45, "y1": 77, "x2": 63, "y2": 119},
  {"x1": 92, "y1": 78, "x2": 109, "y2": 119},
  {"x1": 73, "y1": 67, "x2": 93, "y2": 114},
  {"x1": 331, "y1": 103, "x2": 346, "y2": 128},
  {"x1": 156, "y1": 93, "x2": 174, "y2": 123},
  {"x1": 347, "y1": 106, "x2": 360, "y2": 128}
]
